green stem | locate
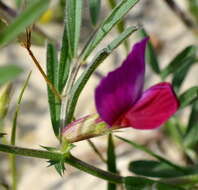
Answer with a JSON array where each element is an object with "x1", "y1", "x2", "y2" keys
[
  {"x1": 10, "y1": 155, "x2": 17, "y2": 190},
  {"x1": 0, "y1": 144, "x2": 122, "y2": 184},
  {"x1": 107, "y1": 134, "x2": 117, "y2": 190},
  {"x1": 10, "y1": 72, "x2": 31, "y2": 190},
  {"x1": 68, "y1": 155, "x2": 122, "y2": 184}
]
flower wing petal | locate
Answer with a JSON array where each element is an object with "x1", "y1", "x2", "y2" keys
[
  {"x1": 95, "y1": 38, "x2": 148, "y2": 125},
  {"x1": 118, "y1": 82, "x2": 179, "y2": 129}
]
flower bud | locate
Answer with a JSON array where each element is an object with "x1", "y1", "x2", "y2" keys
[{"x1": 62, "y1": 114, "x2": 110, "y2": 143}]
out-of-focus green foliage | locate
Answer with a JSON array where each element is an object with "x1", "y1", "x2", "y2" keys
[
  {"x1": 0, "y1": 0, "x2": 50, "y2": 47},
  {"x1": 0, "y1": 84, "x2": 12, "y2": 120},
  {"x1": 0, "y1": 65, "x2": 22, "y2": 85},
  {"x1": 188, "y1": 0, "x2": 198, "y2": 23},
  {"x1": 89, "y1": 0, "x2": 101, "y2": 26}
]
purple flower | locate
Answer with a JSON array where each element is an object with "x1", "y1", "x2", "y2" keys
[
  {"x1": 95, "y1": 38, "x2": 179, "y2": 130},
  {"x1": 62, "y1": 38, "x2": 179, "y2": 143}
]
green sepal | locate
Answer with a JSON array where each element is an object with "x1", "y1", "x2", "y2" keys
[{"x1": 46, "y1": 143, "x2": 74, "y2": 176}]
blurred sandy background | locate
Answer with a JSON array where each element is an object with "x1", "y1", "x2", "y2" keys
[{"x1": 0, "y1": 0, "x2": 198, "y2": 189}]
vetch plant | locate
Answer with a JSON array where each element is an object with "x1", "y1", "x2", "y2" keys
[
  {"x1": 0, "y1": 0, "x2": 198, "y2": 190},
  {"x1": 62, "y1": 38, "x2": 179, "y2": 143}
]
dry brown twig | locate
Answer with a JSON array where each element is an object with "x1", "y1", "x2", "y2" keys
[{"x1": 22, "y1": 28, "x2": 62, "y2": 101}]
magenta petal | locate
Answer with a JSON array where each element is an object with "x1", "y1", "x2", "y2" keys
[
  {"x1": 95, "y1": 38, "x2": 148, "y2": 125},
  {"x1": 117, "y1": 82, "x2": 179, "y2": 129}
]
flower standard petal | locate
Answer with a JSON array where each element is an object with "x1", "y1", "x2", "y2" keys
[
  {"x1": 95, "y1": 38, "x2": 148, "y2": 125},
  {"x1": 117, "y1": 82, "x2": 179, "y2": 129}
]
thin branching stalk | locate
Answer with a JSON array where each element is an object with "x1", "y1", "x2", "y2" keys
[
  {"x1": 87, "y1": 140, "x2": 106, "y2": 163},
  {"x1": 23, "y1": 30, "x2": 61, "y2": 101}
]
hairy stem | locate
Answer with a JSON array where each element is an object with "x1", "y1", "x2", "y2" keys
[{"x1": 0, "y1": 144, "x2": 123, "y2": 184}]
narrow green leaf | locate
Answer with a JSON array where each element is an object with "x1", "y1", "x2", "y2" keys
[
  {"x1": 107, "y1": 0, "x2": 129, "y2": 52},
  {"x1": 81, "y1": 0, "x2": 139, "y2": 60},
  {"x1": 10, "y1": 72, "x2": 31, "y2": 190},
  {"x1": 58, "y1": 26, "x2": 70, "y2": 92},
  {"x1": 179, "y1": 86, "x2": 198, "y2": 109},
  {"x1": 140, "y1": 28, "x2": 160, "y2": 74},
  {"x1": 46, "y1": 43, "x2": 60, "y2": 137},
  {"x1": 65, "y1": 0, "x2": 82, "y2": 57},
  {"x1": 0, "y1": 0, "x2": 50, "y2": 46},
  {"x1": 172, "y1": 57, "x2": 196, "y2": 92},
  {"x1": 116, "y1": 136, "x2": 187, "y2": 173},
  {"x1": 161, "y1": 45, "x2": 197, "y2": 79},
  {"x1": 0, "y1": 65, "x2": 22, "y2": 85},
  {"x1": 124, "y1": 177, "x2": 184, "y2": 190},
  {"x1": 67, "y1": 26, "x2": 137, "y2": 123},
  {"x1": 89, "y1": 0, "x2": 101, "y2": 26},
  {"x1": 124, "y1": 176, "x2": 153, "y2": 190},
  {"x1": 11, "y1": 71, "x2": 31, "y2": 145},
  {"x1": 164, "y1": 118, "x2": 184, "y2": 147},
  {"x1": 47, "y1": 43, "x2": 59, "y2": 89},
  {"x1": 66, "y1": 49, "x2": 109, "y2": 124},
  {"x1": 184, "y1": 101, "x2": 198, "y2": 148},
  {"x1": 186, "y1": 101, "x2": 198, "y2": 134},
  {"x1": 107, "y1": 134, "x2": 117, "y2": 190},
  {"x1": 129, "y1": 160, "x2": 185, "y2": 178}
]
